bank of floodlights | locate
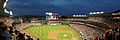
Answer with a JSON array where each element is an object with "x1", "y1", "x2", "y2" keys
[
  {"x1": 73, "y1": 15, "x2": 87, "y2": 17},
  {"x1": 90, "y1": 11, "x2": 104, "y2": 15}
]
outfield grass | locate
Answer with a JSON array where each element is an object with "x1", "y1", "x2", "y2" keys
[{"x1": 24, "y1": 25, "x2": 82, "y2": 40}]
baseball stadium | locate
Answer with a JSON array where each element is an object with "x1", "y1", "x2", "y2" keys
[{"x1": 0, "y1": 0, "x2": 120, "y2": 40}]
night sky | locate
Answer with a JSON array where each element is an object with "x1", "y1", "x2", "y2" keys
[{"x1": 6, "y1": 0, "x2": 120, "y2": 16}]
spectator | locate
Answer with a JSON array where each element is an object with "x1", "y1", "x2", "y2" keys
[
  {"x1": 37, "y1": 38, "x2": 39, "y2": 40},
  {"x1": 15, "y1": 30, "x2": 18, "y2": 35},
  {"x1": 0, "y1": 27, "x2": 12, "y2": 40},
  {"x1": 27, "y1": 36, "x2": 31, "y2": 40},
  {"x1": 9, "y1": 27, "x2": 14, "y2": 35},
  {"x1": 30, "y1": 38, "x2": 34, "y2": 40},
  {"x1": 17, "y1": 33, "x2": 25, "y2": 40}
]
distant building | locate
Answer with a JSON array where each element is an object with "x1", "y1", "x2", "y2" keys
[
  {"x1": 48, "y1": 20, "x2": 62, "y2": 25},
  {"x1": 111, "y1": 10, "x2": 120, "y2": 20},
  {"x1": 46, "y1": 12, "x2": 60, "y2": 20},
  {"x1": 87, "y1": 11, "x2": 113, "y2": 23},
  {"x1": 46, "y1": 12, "x2": 62, "y2": 25},
  {"x1": 59, "y1": 16, "x2": 88, "y2": 24},
  {"x1": 31, "y1": 17, "x2": 40, "y2": 23}
]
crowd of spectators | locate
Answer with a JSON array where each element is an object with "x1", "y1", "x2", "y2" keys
[
  {"x1": 69, "y1": 23, "x2": 104, "y2": 40},
  {"x1": 93, "y1": 18, "x2": 120, "y2": 40},
  {"x1": 94, "y1": 28, "x2": 120, "y2": 40},
  {"x1": 105, "y1": 20, "x2": 120, "y2": 29},
  {"x1": 86, "y1": 21, "x2": 110, "y2": 31},
  {"x1": 0, "y1": 22, "x2": 38, "y2": 40},
  {"x1": 69, "y1": 20, "x2": 120, "y2": 40}
]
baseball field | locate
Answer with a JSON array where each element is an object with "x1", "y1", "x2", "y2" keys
[{"x1": 24, "y1": 25, "x2": 82, "y2": 40}]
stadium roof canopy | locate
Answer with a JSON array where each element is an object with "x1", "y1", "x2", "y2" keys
[{"x1": 112, "y1": 10, "x2": 120, "y2": 13}]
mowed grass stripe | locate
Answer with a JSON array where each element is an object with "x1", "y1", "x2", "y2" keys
[
  {"x1": 24, "y1": 25, "x2": 82, "y2": 40},
  {"x1": 41, "y1": 27, "x2": 48, "y2": 39}
]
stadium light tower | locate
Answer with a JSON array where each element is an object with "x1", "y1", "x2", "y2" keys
[
  {"x1": 73, "y1": 15, "x2": 76, "y2": 17},
  {"x1": 93, "y1": 12, "x2": 96, "y2": 14},
  {"x1": 3, "y1": 0, "x2": 8, "y2": 8},
  {"x1": 4, "y1": 9, "x2": 9, "y2": 13},
  {"x1": 9, "y1": 11, "x2": 14, "y2": 18},
  {"x1": 79, "y1": 15, "x2": 81, "y2": 17},
  {"x1": 90, "y1": 12, "x2": 93, "y2": 14},
  {"x1": 96, "y1": 12, "x2": 100, "y2": 14},
  {"x1": 9, "y1": 11, "x2": 13, "y2": 16},
  {"x1": 100, "y1": 11, "x2": 104, "y2": 13},
  {"x1": 76, "y1": 15, "x2": 79, "y2": 17}
]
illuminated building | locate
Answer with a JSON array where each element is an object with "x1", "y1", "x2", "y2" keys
[{"x1": 46, "y1": 12, "x2": 60, "y2": 20}]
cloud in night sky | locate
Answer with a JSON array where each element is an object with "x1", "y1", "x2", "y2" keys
[{"x1": 6, "y1": 0, "x2": 120, "y2": 16}]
